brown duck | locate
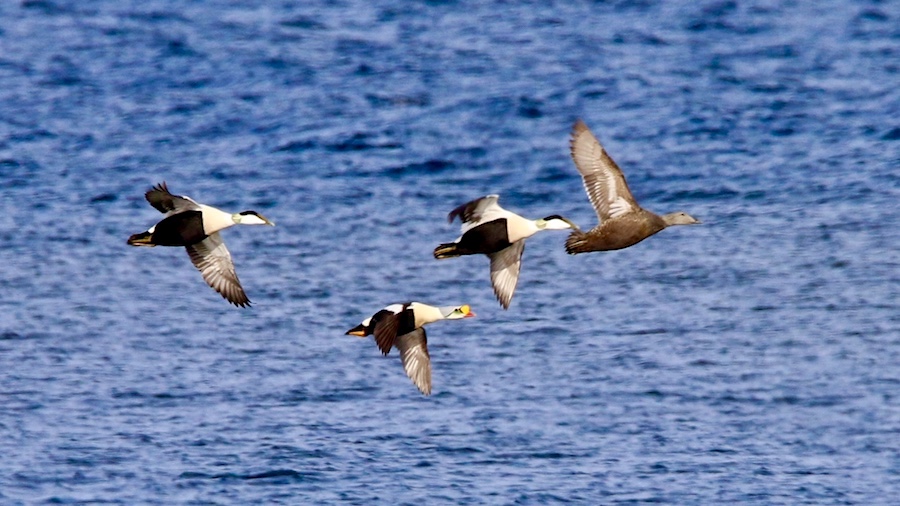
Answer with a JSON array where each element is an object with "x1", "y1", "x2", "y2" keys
[{"x1": 565, "y1": 120, "x2": 700, "y2": 254}]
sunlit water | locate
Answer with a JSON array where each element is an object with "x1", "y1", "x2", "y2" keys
[{"x1": 1, "y1": 1, "x2": 898, "y2": 504}]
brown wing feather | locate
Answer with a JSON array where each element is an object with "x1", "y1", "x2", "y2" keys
[
  {"x1": 570, "y1": 120, "x2": 638, "y2": 222},
  {"x1": 372, "y1": 313, "x2": 400, "y2": 356}
]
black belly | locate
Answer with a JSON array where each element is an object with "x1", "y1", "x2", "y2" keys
[
  {"x1": 151, "y1": 211, "x2": 206, "y2": 246},
  {"x1": 456, "y1": 220, "x2": 511, "y2": 255},
  {"x1": 395, "y1": 307, "x2": 418, "y2": 336}
]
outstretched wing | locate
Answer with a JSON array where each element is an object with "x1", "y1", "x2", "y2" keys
[
  {"x1": 489, "y1": 241, "x2": 525, "y2": 309},
  {"x1": 570, "y1": 120, "x2": 638, "y2": 223},
  {"x1": 185, "y1": 232, "x2": 250, "y2": 307},
  {"x1": 395, "y1": 328, "x2": 432, "y2": 395},
  {"x1": 372, "y1": 310, "x2": 401, "y2": 356},
  {"x1": 448, "y1": 195, "x2": 507, "y2": 233},
  {"x1": 145, "y1": 182, "x2": 200, "y2": 214}
]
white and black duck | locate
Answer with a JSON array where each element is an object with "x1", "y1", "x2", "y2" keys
[
  {"x1": 433, "y1": 195, "x2": 577, "y2": 309},
  {"x1": 346, "y1": 302, "x2": 475, "y2": 395},
  {"x1": 127, "y1": 182, "x2": 274, "y2": 307}
]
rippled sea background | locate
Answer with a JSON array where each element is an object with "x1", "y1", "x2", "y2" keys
[{"x1": 1, "y1": 0, "x2": 898, "y2": 504}]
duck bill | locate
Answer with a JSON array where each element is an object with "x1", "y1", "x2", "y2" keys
[{"x1": 346, "y1": 325, "x2": 368, "y2": 337}]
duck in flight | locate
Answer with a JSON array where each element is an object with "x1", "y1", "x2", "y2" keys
[
  {"x1": 434, "y1": 195, "x2": 577, "y2": 309},
  {"x1": 127, "y1": 182, "x2": 274, "y2": 307},
  {"x1": 565, "y1": 120, "x2": 700, "y2": 254},
  {"x1": 346, "y1": 302, "x2": 475, "y2": 395}
]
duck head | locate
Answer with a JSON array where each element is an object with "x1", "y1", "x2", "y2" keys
[
  {"x1": 439, "y1": 304, "x2": 476, "y2": 320},
  {"x1": 233, "y1": 210, "x2": 275, "y2": 226},
  {"x1": 661, "y1": 212, "x2": 701, "y2": 226},
  {"x1": 536, "y1": 215, "x2": 580, "y2": 231}
]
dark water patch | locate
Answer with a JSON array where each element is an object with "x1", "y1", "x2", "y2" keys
[
  {"x1": 260, "y1": 446, "x2": 332, "y2": 460},
  {"x1": 168, "y1": 77, "x2": 212, "y2": 90},
  {"x1": 89, "y1": 193, "x2": 118, "y2": 203},
  {"x1": 622, "y1": 328, "x2": 668, "y2": 336},
  {"x1": 713, "y1": 394, "x2": 766, "y2": 406},
  {"x1": 46, "y1": 235, "x2": 91, "y2": 245},
  {"x1": 432, "y1": 445, "x2": 484, "y2": 455},
  {"x1": 167, "y1": 99, "x2": 215, "y2": 115},
  {"x1": 180, "y1": 469, "x2": 322, "y2": 483},
  {"x1": 612, "y1": 29, "x2": 668, "y2": 46},
  {"x1": 749, "y1": 82, "x2": 789, "y2": 94},
  {"x1": 366, "y1": 93, "x2": 430, "y2": 108},
  {"x1": 9, "y1": 129, "x2": 57, "y2": 143},
  {"x1": 384, "y1": 159, "x2": 455, "y2": 177},
  {"x1": 326, "y1": 133, "x2": 402, "y2": 152},
  {"x1": 742, "y1": 190, "x2": 767, "y2": 200},
  {"x1": 124, "y1": 9, "x2": 190, "y2": 24},
  {"x1": 857, "y1": 9, "x2": 889, "y2": 23},
  {"x1": 516, "y1": 96, "x2": 543, "y2": 118},
  {"x1": 162, "y1": 38, "x2": 200, "y2": 58},
  {"x1": 21, "y1": 0, "x2": 72, "y2": 15},
  {"x1": 882, "y1": 127, "x2": 900, "y2": 140},
  {"x1": 280, "y1": 15, "x2": 328, "y2": 30},
  {"x1": 535, "y1": 164, "x2": 572, "y2": 183},
  {"x1": 274, "y1": 139, "x2": 316, "y2": 153}
]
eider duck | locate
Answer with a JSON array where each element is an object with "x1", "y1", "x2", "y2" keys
[
  {"x1": 565, "y1": 120, "x2": 700, "y2": 254},
  {"x1": 346, "y1": 302, "x2": 475, "y2": 395},
  {"x1": 433, "y1": 195, "x2": 577, "y2": 309},
  {"x1": 127, "y1": 182, "x2": 274, "y2": 307}
]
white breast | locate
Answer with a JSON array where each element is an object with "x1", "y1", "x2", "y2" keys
[
  {"x1": 505, "y1": 213, "x2": 539, "y2": 243},
  {"x1": 200, "y1": 205, "x2": 236, "y2": 235}
]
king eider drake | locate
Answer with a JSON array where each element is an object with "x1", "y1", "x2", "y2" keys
[
  {"x1": 433, "y1": 195, "x2": 577, "y2": 309},
  {"x1": 565, "y1": 120, "x2": 700, "y2": 254},
  {"x1": 127, "y1": 182, "x2": 274, "y2": 307},
  {"x1": 346, "y1": 302, "x2": 475, "y2": 395}
]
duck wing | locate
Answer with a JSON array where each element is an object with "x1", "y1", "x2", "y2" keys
[
  {"x1": 372, "y1": 311, "x2": 401, "y2": 356},
  {"x1": 570, "y1": 120, "x2": 638, "y2": 223},
  {"x1": 489, "y1": 240, "x2": 525, "y2": 309},
  {"x1": 395, "y1": 327, "x2": 432, "y2": 395},
  {"x1": 448, "y1": 195, "x2": 507, "y2": 233},
  {"x1": 146, "y1": 182, "x2": 200, "y2": 214},
  {"x1": 185, "y1": 232, "x2": 250, "y2": 307}
]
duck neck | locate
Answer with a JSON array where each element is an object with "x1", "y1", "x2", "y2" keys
[
  {"x1": 410, "y1": 303, "x2": 444, "y2": 328},
  {"x1": 506, "y1": 215, "x2": 541, "y2": 243},
  {"x1": 200, "y1": 205, "x2": 237, "y2": 235}
]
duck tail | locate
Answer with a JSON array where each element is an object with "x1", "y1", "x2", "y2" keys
[
  {"x1": 127, "y1": 231, "x2": 156, "y2": 247},
  {"x1": 564, "y1": 230, "x2": 589, "y2": 255},
  {"x1": 433, "y1": 242, "x2": 461, "y2": 259}
]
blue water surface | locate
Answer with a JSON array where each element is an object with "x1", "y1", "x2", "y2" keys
[{"x1": 1, "y1": 0, "x2": 898, "y2": 504}]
